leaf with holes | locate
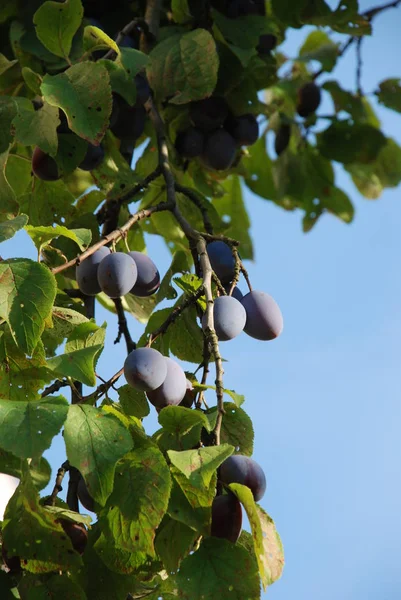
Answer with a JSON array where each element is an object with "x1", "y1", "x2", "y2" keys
[{"x1": 41, "y1": 62, "x2": 112, "y2": 145}]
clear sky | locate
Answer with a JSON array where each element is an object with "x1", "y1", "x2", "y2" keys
[{"x1": 1, "y1": 3, "x2": 401, "y2": 598}]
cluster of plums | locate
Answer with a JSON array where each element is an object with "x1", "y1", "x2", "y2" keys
[
  {"x1": 211, "y1": 454, "x2": 266, "y2": 543},
  {"x1": 175, "y1": 96, "x2": 259, "y2": 171},
  {"x1": 76, "y1": 247, "x2": 160, "y2": 299},
  {"x1": 123, "y1": 347, "x2": 194, "y2": 409},
  {"x1": 204, "y1": 240, "x2": 283, "y2": 342}
]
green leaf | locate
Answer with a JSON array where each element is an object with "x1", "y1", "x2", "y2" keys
[
  {"x1": 298, "y1": 30, "x2": 338, "y2": 72},
  {"x1": 154, "y1": 516, "x2": 197, "y2": 572},
  {"x1": 154, "y1": 405, "x2": 210, "y2": 452},
  {"x1": 0, "y1": 259, "x2": 56, "y2": 355},
  {"x1": 102, "y1": 447, "x2": 171, "y2": 555},
  {"x1": 0, "y1": 97, "x2": 17, "y2": 153},
  {"x1": 157, "y1": 250, "x2": 191, "y2": 304},
  {"x1": 0, "y1": 214, "x2": 28, "y2": 242},
  {"x1": 19, "y1": 179, "x2": 76, "y2": 227},
  {"x1": 33, "y1": 0, "x2": 84, "y2": 59},
  {"x1": 0, "y1": 570, "x2": 18, "y2": 599},
  {"x1": 64, "y1": 404, "x2": 133, "y2": 505},
  {"x1": 167, "y1": 467, "x2": 216, "y2": 535},
  {"x1": 229, "y1": 483, "x2": 285, "y2": 590},
  {"x1": 55, "y1": 132, "x2": 88, "y2": 175},
  {"x1": 376, "y1": 78, "x2": 401, "y2": 114},
  {"x1": 317, "y1": 121, "x2": 387, "y2": 164},
  {"x1": 212, "y1": 10, "x2": 271, "y2": 48},
  {"x1": 169, "y1": 304, "x2": 203, "y2": 364},
  {"x1": 64, "y1": 320, "x2": 106, "y2": 370},
  {"x1": 119, "y1": 47, "x2": 149, "y2": 77},
  {"x1": 2, "y1": 471, "x2": 82, "y2": 572},
  {"x1": 176, "y1": 537, "x2": 260, "y2": 599},
  {"x1": 41, "y1": 306, "x2": 89, "y2": 356},
  {"x1": 12, "y1": 102, "x2": 59, "y2": 157},
  {"x1": 168, "y1": 444, "x2": 234, "y2": 488},
  {"x1": 243, "y1": 136, "x2": 277, "y2": 202},
  {"x1": 147, "y1": 29, "x2": 219, "y2": 104},
  {"x1": 272, "y1": 0, "x2": 307, "y2": 27},
  {"x1": 46, "y1": 345, "x2": 101, "y2": 386},
  {"x1": 90, "y1": 131, "x2": 139, "y2": 198},
  {"x1": 0, "y1": 450, "x2": 51, "y2": 491},
  {"x1": 118, "y1": 384, "x2": 150, "y2": 419},
  {"x1": 18, "y1": 573, "x2": 87, "y2": 600},
  {"x1": 206, "y1": 403, "x2": 253, "y2": 456},
  {"x1": 93, "y1": 531, "x2": 149, "y2": 574},
  {"x1": 21, "y1": 66, "x2": 43, "y2": 95},
  {"x1": 212, "y1": 175, "x2": 253, "y2": 259},
  {"x1": 0, "y1": 395, "x2": 68, "y2": 459},
  {"x1": 0, "y1": 150, "x2": 19, "y2": 222},
  {"x1": 98, "y1": 59, "x2": 137, "y2": 106},
  {"x1": 26, "y1": 224, "x2": 92, "y2": 255},
  {"x1": 41, "y1": 61, "x2": 112, "y2": 145},
  {"x1": 83, "y1": 24, "x2": 120, "y2": 56},
  {"x1": 5, "y1": 154, "x2": 32, "y2": 197}
]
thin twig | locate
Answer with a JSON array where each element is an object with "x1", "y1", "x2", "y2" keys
[
  {"x1": 41, "y1": 379, "x2": 69, "y2": 398},
  {"x1": 103, "y1": 19, "x2": 152, "y2": 60},
  {"x1": 113, "y1": 298, "x2": 136, "y2": 354},
  {"x1": 356, "y1": 37, "x2": 363, "y2": 95},
  {"x1": 52, "y1": 202, "x2": 171, "y2": 276},
  {"x1": 80, "y1": 367, "x2": 125, "y2": 405},
  {"x1": 44, "y1": 461, "x2": 69, "y2": 506}
]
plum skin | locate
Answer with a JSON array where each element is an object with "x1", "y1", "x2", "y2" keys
[
  {"x1": 146, "y1": 357, "x2": 187, "y2": 408},
  {"x1": 76, "y1": 246, "x2": 110, "y2": 296},
  {"x1": 211, "y1": 493, "x2": 243, "y2": 543},
  {"x1": 297, "y1": 82, "x2": 321, "y2": 118},
  {"x1": 202, "y1": 129, "x2": 237, "y2": 171},
  {"x1": 32, "y1": 147, "x2": 60, "y2": 181},
  {"x1": 97, "y1": 252, "x2": 138, "y2": 298},
  {"x1": 206, "y1": 241, "x2": 235, "y2": 285},
  {"x1": 219, "y1": 454, "x2": 266, "y2": 501},
  {"x1": 60, "y1": 520, "x2": 88, "y2": 555},
  {"x1": 241, "y1": 290, "x2": 283, "y2": 341},
  {"x1": 124, "y1": 347, "x2": 168, "y2": 392},
  {"x1": 202, "y1": 295, "x2": 246, "y2": 341},
  {"x1": 129, "y1": 251, "x2": 160, "y2": 297}
]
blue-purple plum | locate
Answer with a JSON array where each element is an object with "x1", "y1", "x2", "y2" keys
[
  {"x1": 60, "y1": 520, "x2": 87, "y2": 555},
  {"x1": 207, "y1": 241, "x2": 235, "y2": 284},
  {"x1": 97, "y1": 252, "x2": 137, "y2": 298},
  {"x1": 129, "y1": 251, "x2": 160, "y2": 297},
  {"x1": 175, "y1": 127, "x2": 205, "y2": 158},
  {"x1": 203, "y1": 129, "x2": 236, "y2": 171},
  {"x1": 124, "y1": 347, "x2": 167, "y2": 392},
  {"x1": 202, "y1": 296, "x2": 246, "y2": 341},
  {"x1": 211, "y1": 493, "x2": 242, "y2": 543},
  {"x1": 135, "y1": 74, "x2": 151, "y2": 105},
  {"x1": 146, "y1": 357, "x2": 187, "y2": 408},
  {"x1": 180, "y1": 377, "x2": 197, "y2": 408},
  {"x1": 32, "y1": 147, "x2": 60, "y2": 181},
  {"x1": 225, "y1": 285, "x2": 243, "y2": 301},
  {"x1": 241, "y1": 290, "x2": 283, "y2": 341},
  {"x1": 110, "y1": 95, "x2": 146, "y2": 140},
  {"x1": 76, "y1": 246, "x2": 110, "y2": 296},
  {"x1": 79, "y1": 143, "x2": 105, "y2": 171},
  {"x1": 297, "y1": 82, "x2": 321, "y2": 118},
  {"x1": 189, "y1": 96, "x2": 229, "y2": 132},
  {"x1": 225, "y1": 113, "x2": 259, "y2": 146},
  {"x1": 219, "y1": 455, "x2": 266, "y2": 501}
]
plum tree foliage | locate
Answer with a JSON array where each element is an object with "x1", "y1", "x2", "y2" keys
[{"x1": 0, "y1": 0, "x2": 400, "y2": 598}]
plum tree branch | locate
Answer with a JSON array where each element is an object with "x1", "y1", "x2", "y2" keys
[
  {"x1": 52, "y1": 201, "x2": 171, "y2": 276},
  {"x1": 80, "y1": 367, "x2": 125, "y2": 405},
  {"x1": 44, "y1": 461, "x2": 69, "y2": 507},
  {"x1": 174, "y1": 183, "x2": 214, "y2": 234},
  {"x1": 114, "y1": 298, "x2": 136, "y2": 353}
]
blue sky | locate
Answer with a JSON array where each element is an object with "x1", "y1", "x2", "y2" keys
[{"x1": 1, "y1": 3, "x2": 401, "y2": 598}]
